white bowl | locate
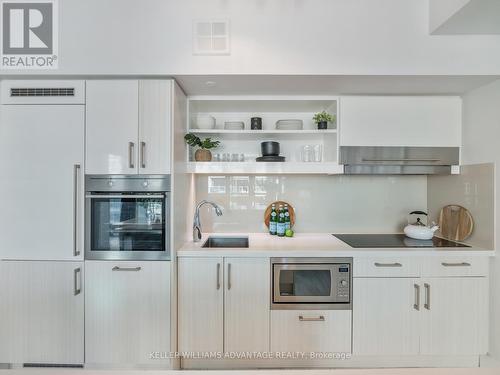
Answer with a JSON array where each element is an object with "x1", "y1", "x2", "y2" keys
[
  {"x1": 195, "y1": 115, "x2": 216, "y2": 129},
  {"x1": 276, "y1": 119, "x2": 303, "y2": 130},
  {"x1": 224, "y1": 121, "x2": 245, "y2": 130}
]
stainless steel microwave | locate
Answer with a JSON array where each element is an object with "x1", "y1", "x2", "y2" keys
[
  {"x1": 85, "y1": 175, "x2": 170, "y2": 261},
  {"x1": 271, "y1": 257, "x2": 352, "y2": 310}
]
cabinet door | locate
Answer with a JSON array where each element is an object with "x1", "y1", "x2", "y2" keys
[
  {"x1": 85, "y1": 261, "x2": 170, "y2": 365},
  {"x1": 0, "y1": 261, "x2": 84, "y2": 365},
  {"x1": 224, "y1": 258, "x2": 270, "y2": 353},
  {"x1": 353, "y1": 278, "x2": 420, "y2": 355},
  {"x1": 86, "y1": 80, "x2": 139, "y2": 174},
  {"x1": 0, "y1": 105, "x2": 84, "y2": 260},
  {"x1": 139, "y1": 80, "x2": 172, "y2": 174},
  {"x1": 339, "y1": 96, "x2": 461, "y2": 147},
  {"x1": 420, "y1": 277, "x2": 488, "y2": 355},
  {"x1": 178, "y1": 257, "x2": 223, "y2": 353}
]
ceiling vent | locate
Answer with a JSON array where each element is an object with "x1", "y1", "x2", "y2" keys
[
  {"x1": 193, "y1": 19, "x2": 230, "y2": 55},
  {"x1": 10, "y1": 87, "x2": 75, "y2": 97}
]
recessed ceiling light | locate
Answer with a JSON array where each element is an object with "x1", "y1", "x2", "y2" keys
[{"x1": 205, "y1": 81, "x2": 216, "y2": 87}]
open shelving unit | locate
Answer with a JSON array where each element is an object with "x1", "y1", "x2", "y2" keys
[{"x1": 186, "y1": 96, "x2": 343, "y2": 174}]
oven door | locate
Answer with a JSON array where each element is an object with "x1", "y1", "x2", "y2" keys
[
  {"x1": 273, "y1": 263, "x2": 338, "y2": 304},
  {"x1": 85, "y1": 193, "x2": 169, "y2": 260}
]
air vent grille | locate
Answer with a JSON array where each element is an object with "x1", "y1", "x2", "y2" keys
[{"x1": 10, "y1": 88, "x2": 75, "y2": 97}]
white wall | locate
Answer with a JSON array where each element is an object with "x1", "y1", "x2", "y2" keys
[
  {"x1": 195, "y1": 175, "x2": 427, "y2": 234},
  {"x1": 2, "y1": 0, "x2": 500, "y2": 76},
  {"x1": 462, "y1": 78, "x2": 500, "y2": 367}
]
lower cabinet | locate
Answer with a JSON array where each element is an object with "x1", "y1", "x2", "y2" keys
[
  {"x1": 0, "y1": 261, "x2": 84, "y2": 365},
  {"x1": 270, "y1": 310, "x2": 352, "y2": 354},
  {"x1": 178, "y1": 257, "x2": 270, "y2": 354},
  {"x1": 353, "y1": 278, "x2": 420, "y2": 355},
  {"x1": 353, "y1": 276, "x2": 488, "y2": 356},
  {"x1": 420, "y1": 277, "x2": 488, "y2": 355},
  {"x1": 85, "y1": 261, "x2": 170, "y2": 366}
]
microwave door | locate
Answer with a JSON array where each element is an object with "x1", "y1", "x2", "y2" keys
[{"x1": 273, "y1": 264, "x2": 336, "y2": 304}]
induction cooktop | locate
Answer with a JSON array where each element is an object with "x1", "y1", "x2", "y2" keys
[{"x1": 333, "y1": 234, "x2": 470, "y2": 248}]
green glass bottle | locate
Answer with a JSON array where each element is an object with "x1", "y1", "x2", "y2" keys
[
  {"x1": 269, "y1": 204, "x2": 277, "y2": 235},
  {"x1": 284, "y1": 204, "x2": 291, "y2": 231},
  {"x1": 277, "y1": 205, "x2": 286, "y2": 237}
]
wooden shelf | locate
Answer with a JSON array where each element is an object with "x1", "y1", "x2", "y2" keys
[
  {"x1": 186, "y1": 162, "x2": 344, "y2": 175},
  {"x1": 187, "y1": 129, "x2": 337, "y2": 135}
]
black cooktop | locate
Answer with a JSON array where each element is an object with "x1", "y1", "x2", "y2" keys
[{"x1": 333, "y1": 234, "x2": 470, "y2": 248}]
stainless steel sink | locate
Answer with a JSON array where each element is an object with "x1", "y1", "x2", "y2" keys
[{"x1": 202, "y1": 236, "x2": 249, "y2": 248}]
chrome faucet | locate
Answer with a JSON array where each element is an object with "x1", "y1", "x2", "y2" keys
[{"x1": 193, "y1": 200, "x2": 223, "y2": 242}]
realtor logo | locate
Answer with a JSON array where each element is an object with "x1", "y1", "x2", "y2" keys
[{"x1": 1, "y1": 0, "x2": 58, "y2": 69}]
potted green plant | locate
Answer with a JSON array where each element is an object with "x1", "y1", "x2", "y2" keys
[
  {"x1": 184, "y1": 133, "x2": 220, "y2": 162},
  {"x1": 313, "y1": 111, "x2": 336, "y2": 130}
]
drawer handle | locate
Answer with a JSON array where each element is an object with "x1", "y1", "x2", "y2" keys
[
  {"x1": 374, "y1": 262, "x2": 402, "y2": 268},
  {"x1": 299, "y1": 315, "x2": 325, "y2": 322},
  {"x1": 441, "y1": 262, "x2": 471, "y2": 267},
  {"x1": 112, "y1": 266, "x2": 141, "y2": 271}
]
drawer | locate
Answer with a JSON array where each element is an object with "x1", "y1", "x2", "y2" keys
[
  {"x1": 422, "y1": 256, "x2": 489, "y2": 277},
  {"x1": 354, "y1": 257, "x2": 420, "y2": 277},
  {"x1": 270, "y1": 310, "x2": 351, "y2": 354}
]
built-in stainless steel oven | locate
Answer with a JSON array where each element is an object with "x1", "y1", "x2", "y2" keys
[
  {"x1": 271, "y1": 257, "x2": 352, "y2": 310},
  {"x1": 85, "y1": 175, "x2": 170, "y2": 261}
]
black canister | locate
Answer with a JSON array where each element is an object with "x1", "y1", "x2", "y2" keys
[{"x1": 251, "y1": 117, "x2": 262, "y2": 130}]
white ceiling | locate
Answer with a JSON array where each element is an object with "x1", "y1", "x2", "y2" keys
[{"x1": 175, "y1": 75, "x2": 500, "y2": 96}]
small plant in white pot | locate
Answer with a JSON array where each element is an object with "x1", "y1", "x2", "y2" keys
[
  {"x1": 313, "y1": 111, "x2": 336, "y2": 130},
  {"x1": 184, "y1": 133, "x2": 220, "y2": 162}
]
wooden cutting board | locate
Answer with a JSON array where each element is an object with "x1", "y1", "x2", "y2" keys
[
  {"x1": 438, "y1": 205, "x2": 474, "y2": 242},
  {"x1": 264, "y1": 201, "x2": 295, "y2": 228}
]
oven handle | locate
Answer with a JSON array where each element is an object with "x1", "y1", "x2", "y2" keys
[{"x1": 85, "y1": 194, "x2": 165, "y2": 199}]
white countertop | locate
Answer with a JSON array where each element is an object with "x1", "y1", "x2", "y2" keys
[{"x1": 177, "y1": 233, "x2": 495, "y2": 257}]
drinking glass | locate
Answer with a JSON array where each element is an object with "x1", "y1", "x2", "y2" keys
[
  {"x1": 313, "y1": 144, "x2": 323, "y2": 162},
  {"x1": 301, "y1": 145, "x2": 312, "y2": 162}
]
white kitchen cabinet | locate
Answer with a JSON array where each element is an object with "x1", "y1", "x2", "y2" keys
[
  {"x1": 353, "y1": 278, "x2": 420, "y2": 355},
  {"x1": 339, "y1": 96, "x2": 462, "y2": 147},
  {"x1": 0, "y1": 261, "x2": 84, "y2": 365},
  {"x1": 420, "y1": 277, "x2": 488, "y2": 355},
  {"x1": 139, "y1": 80, "x2": 172, "y2": 174},
  {"x1": 178, "y1": 257, "x2": 224, "y2": 353},
  {"x1": 0, "y1": 104, "x2": 84, "y2": 260},
  {"x1": 85, "y1": 261, "x2": 170, "y2": 366},
  {"x1": 270, "y1": 310, "x2": 352, "y2": 354},
  {"x1": 178, "y1": 257, "x2": 270, "y2": 354},
  {"x1": 224, "y1": 258, "x2": 270, "y2": 353},
  {"x1": 86, "y1": 80, "x2": 139, "y2": 174},
  {"x1": 86, "y1": 80, "x2": 171, "y2": 175}
]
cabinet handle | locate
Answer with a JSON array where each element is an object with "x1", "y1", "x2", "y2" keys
[
  {"x1": 112, "y1": 266, "x2": 141, "y2": 271},
  {"x1": 424, "y1": 283, "x2": 431, "y2": 310},
  {"x1": 74, "y1": 267, "x2": 81, "y2": 296},
  {"x1": 227, "y1": 263, "x2": 231, "y2": 290},
  {"x1": 374, "y1": 262, "x2": 402, "y2": 267},
  {"x1": 413, "y1": 284, "x2": 420, "y2": 311},
  {"x1": 128, "y1": 142, "x2": 135, "y2": 169},
  {"x1": 441, "y1": 262, "x2": 471, "y2": 267},
  {"x1": 216, "y1": 263, "x2": 221, "y2": 290},
  {"x1": 299, "y1": 316, "x2": 325, "y2": 322},
  {"x1": 73, "y1": 164, "x2": 81, "y2": 257},
  {"x1": 140, "y1": 141, "x2": 146, "y2": 168}
]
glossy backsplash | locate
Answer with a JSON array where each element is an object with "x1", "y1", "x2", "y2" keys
[{"x1": 195, "y1": 175, "x2": 427, "y2": 233}]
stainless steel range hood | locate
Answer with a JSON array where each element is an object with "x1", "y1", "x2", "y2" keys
[{"x1": 340, "y1": 146, "x2": 459, "y2": 175}]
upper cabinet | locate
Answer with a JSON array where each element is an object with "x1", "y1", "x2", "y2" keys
[
  {"x1": 86, "y1": 80, "x2": 172, "y2": 175},
  {"x1": 339, "y1": 96, "x2": 462, "y2": 147}
]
